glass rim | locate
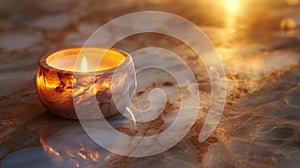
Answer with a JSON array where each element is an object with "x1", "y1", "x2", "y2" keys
[{"x1": 39, "y1": 47, "x2": 133, "y2": 75}]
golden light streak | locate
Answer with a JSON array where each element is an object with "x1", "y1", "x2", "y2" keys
[{"x1": 223, "y1": 0, "x2": 241, "y2": 34}]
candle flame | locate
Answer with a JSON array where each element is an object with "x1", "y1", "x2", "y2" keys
[{"x1": 81, "y1": 56, "x2": 88, "y2": 72}]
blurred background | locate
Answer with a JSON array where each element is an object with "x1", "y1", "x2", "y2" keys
[{"x1": 0, "y1": 0, "x2": 300, "y2": 168}]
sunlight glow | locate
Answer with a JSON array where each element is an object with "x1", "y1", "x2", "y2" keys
[{"x1": 225, "y1": 0, "x2": 240, "y2": 13}]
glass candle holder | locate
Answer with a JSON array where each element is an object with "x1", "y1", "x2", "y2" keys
[{"x1": 36, "y1": 48, "x2": 136, "y2": 120}]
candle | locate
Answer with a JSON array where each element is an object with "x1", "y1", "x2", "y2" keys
[{"x1": 36, "y1": 48, "x2": 136, "y2": 120}]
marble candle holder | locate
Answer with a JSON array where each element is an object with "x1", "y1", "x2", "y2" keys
[{"x1": 36, "y1": 48, "x2": 136, "y2": 120}]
